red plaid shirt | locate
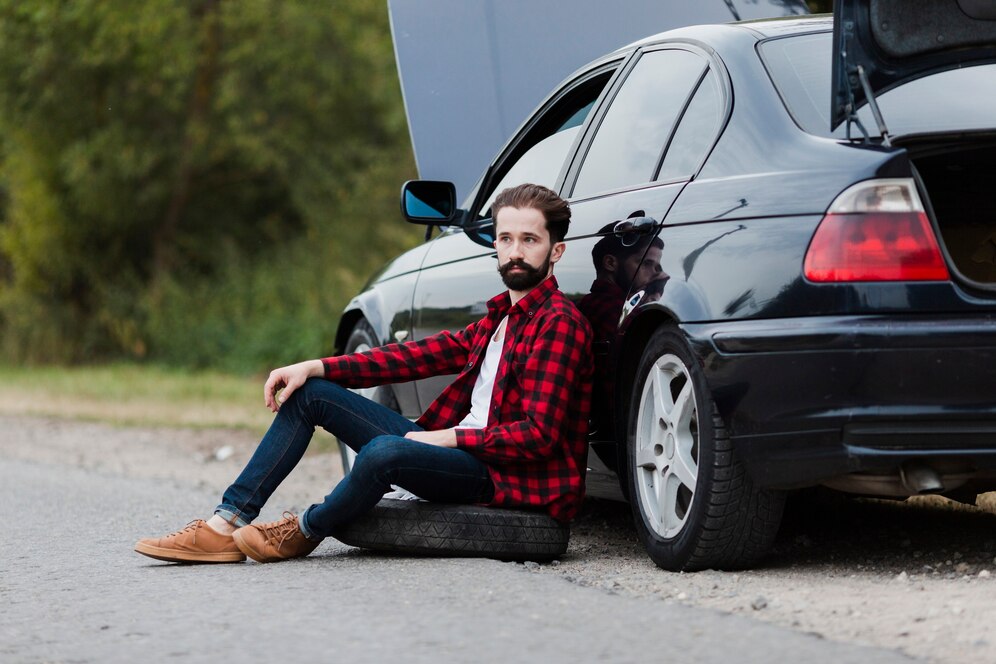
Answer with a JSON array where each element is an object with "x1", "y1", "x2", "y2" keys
[{"x1": 322, "y1": 276, "x2": 593, "y2": 521}]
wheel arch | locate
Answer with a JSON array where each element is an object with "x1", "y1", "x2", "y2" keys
[{"x1": 333, "y1": 291, "x2": 388, "y2": 355}]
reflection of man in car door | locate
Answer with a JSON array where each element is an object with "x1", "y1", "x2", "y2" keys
[
  {"x1": 135, "y1": 183, "x2": 594, "y2": 565},
  {"x1": 578, "y1": 222, "x2": 665, "y2": 341},
  {"x1": 577, "y1": 223, "x2": 664, "y2": 431}
]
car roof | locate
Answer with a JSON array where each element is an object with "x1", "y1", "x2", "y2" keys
[{"x1": 619, "y1": 14, "x2": 832, "y2": 52}]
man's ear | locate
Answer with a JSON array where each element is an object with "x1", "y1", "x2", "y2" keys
[
  {"x1": 549, "y1": 241, "x2": 567, "y2": 264},
  {"x1": 602, "y1": 254, "x2": 618, "y2": 273}
]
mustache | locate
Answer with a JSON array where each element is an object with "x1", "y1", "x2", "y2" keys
[{"x1": 498, "y1": 259, "x2": 542, "y2": 277}]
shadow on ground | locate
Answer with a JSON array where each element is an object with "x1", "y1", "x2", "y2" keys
[{"x1": 564, "y1": 491, "x2": 996, "y2": 572}]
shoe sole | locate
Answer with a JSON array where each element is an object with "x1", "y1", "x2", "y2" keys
[
  {"x1": 230, "y1": 529, "x2": 271, "y2": 563},
  {"x1": 134, "y1": 541, "x2": 246, "y2": 564}
]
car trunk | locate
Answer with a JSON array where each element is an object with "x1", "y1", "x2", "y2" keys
[{"x1": 909, "y1": 140, "x2": 996, "y2": 288}]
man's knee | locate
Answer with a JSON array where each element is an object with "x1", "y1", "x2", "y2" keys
[
  {"x1": 283, "y1": 377, "x2": 347, "y2": 411},
  {"x1": 355, "y1": 435, "x2": 410, "y2": 473}
]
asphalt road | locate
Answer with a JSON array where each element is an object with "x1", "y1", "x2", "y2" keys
[{"x1": 0, "y1": 457, "x2": 914, "y2": 664}]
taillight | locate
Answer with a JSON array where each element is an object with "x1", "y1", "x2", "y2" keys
[{"x1": 804, "y1": 179, "x2": 950, "y2": 282}]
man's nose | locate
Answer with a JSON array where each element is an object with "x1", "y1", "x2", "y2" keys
[{"x1": 508, "y1": 241, "x2": 525, "y2": 259}]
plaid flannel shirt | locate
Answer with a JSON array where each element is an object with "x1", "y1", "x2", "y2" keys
[{"x1": 322, "y1": 276, "x2": 594, "y2": 521}]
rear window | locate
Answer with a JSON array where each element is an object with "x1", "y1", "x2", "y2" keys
[{"x1": 760, "y1": 32, "x2": 996, "y2": 138}]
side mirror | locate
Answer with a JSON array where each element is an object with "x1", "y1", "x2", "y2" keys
[{"x1": 400, "y1": 180, "x2": 459, "y2": 225}]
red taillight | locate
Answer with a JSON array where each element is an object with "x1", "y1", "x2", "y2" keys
[{"x1": 804, "y1": 180, "x2": 950, "y2": 283}]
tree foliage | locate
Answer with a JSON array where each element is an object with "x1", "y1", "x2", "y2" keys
[{"x1": 0, "y1": 0, "x2": 419, "y2": 369}]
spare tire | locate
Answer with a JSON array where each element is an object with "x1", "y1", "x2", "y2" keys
[{"x1": 330, "y1": 499, "x2": 570, "y2": 562}]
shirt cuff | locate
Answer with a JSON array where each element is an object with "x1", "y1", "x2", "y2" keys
[{"x1": 455, "y1": 427, "x2": 485, "y2": 450}]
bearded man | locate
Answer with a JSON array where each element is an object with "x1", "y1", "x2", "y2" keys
[{"x1": 135, "y1": 183, "x2": 594, "y2": 564}]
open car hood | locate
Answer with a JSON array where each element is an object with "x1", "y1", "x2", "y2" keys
[{"x1": 831, "y1": 0, "x2": 996, "y2": 131}]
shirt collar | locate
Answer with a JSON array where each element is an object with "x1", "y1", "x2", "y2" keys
[{"x1": 486, "y1": 275, "x2": 560, "y2": 318}]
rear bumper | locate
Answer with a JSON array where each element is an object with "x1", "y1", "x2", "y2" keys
[{"x1": 683, "y1": 314, "x2": 996, "y2": 490}]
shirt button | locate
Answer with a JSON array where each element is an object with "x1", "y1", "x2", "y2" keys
[
  {"x1": 467, "y1": 361, "x2": 474, "y2": 368},
  {"x1": 527, "y1": 310, "x2": 534, "y2": 317}
]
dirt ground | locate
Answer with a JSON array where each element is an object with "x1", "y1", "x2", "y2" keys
[{"x1": 6, "y1": 414, "x2": 995, "y2": 663}]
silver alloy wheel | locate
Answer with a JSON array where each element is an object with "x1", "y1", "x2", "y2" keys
[{"x1": 634, "y1": 353, "x2": 699, "y2": 538}]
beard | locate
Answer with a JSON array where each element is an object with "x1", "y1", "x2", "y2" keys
[{"x1": 498, "y1": 251, "x2": 551, "y2": 291}]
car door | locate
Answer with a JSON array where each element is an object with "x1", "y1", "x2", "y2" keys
[
  {"x1": 408, "y1": 62, "x2": 621, "y2": 409},
  {"x1": 562, "y1": 44, "x2": 729, "y2": 447}
]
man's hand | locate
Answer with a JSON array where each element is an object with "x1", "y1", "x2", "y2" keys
[
  {"x1": 404, "y1": 429, "x2": 458, "y2": 448},
  {"x1": 263, "y1": 359, "x2": 325, "y2": 412}
]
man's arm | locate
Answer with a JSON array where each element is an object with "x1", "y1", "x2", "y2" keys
[
  {"x1": 454, "y1": 313, "x2": 591, "y2": 463},
  {"x1": 322, "y1": 323, "x2": 478, "y2": 388},
  {"x1": 263, "y1": 359, "x2": 325, "y2": 412},
  {"x1": 404, "y1": 429, "x2": 457, "y2": 447}
]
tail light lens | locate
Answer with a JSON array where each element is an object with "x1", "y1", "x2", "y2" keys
[{"x1": 804, "y1": 179, "x2": 950, "y2": 282}]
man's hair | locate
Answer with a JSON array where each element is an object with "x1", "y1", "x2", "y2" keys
[
  {"x1": 591, "y1": 222, "x2": 664, "y2": 271},
  {"x1": 492, "y1": 183, "x2": 571, "y2": 243}
]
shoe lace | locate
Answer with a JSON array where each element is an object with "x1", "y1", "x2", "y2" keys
[
  {"x1": 260, "y1": 512, "x2": 301, "y2": 551},
  {"x1": 166, "y1": 520, "x2": 204, "y2": 542}
]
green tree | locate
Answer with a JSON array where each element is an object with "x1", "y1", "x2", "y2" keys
[{"x1": 0, "y1": 0, "x2": 419, "y2": 368}]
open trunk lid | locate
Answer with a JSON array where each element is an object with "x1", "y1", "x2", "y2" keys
[{"x1": 831, "y1": 0, "x2": 996, "y2": 131}]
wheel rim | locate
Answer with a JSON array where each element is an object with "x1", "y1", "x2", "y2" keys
[{"x1": 634, "y1": 353, "x2": 699, "y2": 539}]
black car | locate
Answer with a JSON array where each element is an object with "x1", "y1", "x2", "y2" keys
[{"x1": 335, "y1": 1, "x2": 996, "y2": 571}]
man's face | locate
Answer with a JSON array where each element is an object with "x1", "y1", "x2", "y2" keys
[
  {"x1": 619, "y1": 246, "x2": 663, "y2": 291},
  {"x1": 494, "y1": 206, "x2": 565, "y2": 292}
]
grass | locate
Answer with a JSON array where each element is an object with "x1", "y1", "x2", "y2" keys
[{"x1": 0, "y1": 363, "x2": 276, "y2": 433}]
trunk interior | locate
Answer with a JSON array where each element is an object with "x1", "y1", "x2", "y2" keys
[{"x1": 912, "y1": 142, "x2": 996, "y2": 287}]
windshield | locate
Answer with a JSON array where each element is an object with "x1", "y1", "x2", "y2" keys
[{"x1": 760, "y1": 32, "x2": 996, "y2": 139}]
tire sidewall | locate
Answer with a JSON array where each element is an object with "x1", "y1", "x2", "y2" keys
[{"x1": 625, "y1": 326, "x2": 718, "y2": 571}]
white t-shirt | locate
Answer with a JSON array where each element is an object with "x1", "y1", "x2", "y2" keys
[{"x1": 456, "y1": 316, "x2": 508, "y2": 429}]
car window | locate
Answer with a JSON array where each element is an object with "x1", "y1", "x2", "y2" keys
[
  {"x1": 572, "y1": 48, "x2": 708, "y2": 199},
  {"x1": 478, "y1": 72, "x2": 613, "y2": 218},
  {"x1": 479, "y1": 125, "x2": 582, "y2": 213},
  {"x1": 761, "y1": 32, "x2": 996, "y2": 138},
  {"x1": 656, "y1": 68, "x2": 723, "y2": 182}
]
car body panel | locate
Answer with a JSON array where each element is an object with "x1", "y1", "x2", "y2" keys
[{"x1": 685, "y1": 314, "x2": 996, "y2": 488}]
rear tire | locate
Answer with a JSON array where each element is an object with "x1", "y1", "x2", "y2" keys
[
  {"x1": 340, "y1": 319, "x2": 400, "y2": 474},
  {"x1": 624, "y1": 327, "x2": 784, "y2": 571}
]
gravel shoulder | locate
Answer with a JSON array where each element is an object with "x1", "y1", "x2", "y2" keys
[{"x1": 5, "y1": 414, "x2": 995, "y2": 663}]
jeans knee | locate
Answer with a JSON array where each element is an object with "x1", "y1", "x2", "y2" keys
[{"x1": 355, "y1": 435, "x2": 408, "y2": 474}]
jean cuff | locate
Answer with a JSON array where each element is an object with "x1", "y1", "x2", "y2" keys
[
  {"x1": 214, "y1": 507, "x2": 250, "y2": 528},
  {"x1": 298, "y1": 506, "x2": 320, "y2": 541}
]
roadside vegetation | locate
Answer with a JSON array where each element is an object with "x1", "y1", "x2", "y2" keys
[
  {"x1": 0, "y1": 1, "x2": 421, "y2": 373},
  {"x1": 0, "y1": 363, "x2": 273, "y2": 432}
]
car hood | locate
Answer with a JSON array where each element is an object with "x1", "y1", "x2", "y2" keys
[{"x1": 831, "y1": 0, "x2": 996, "y2": 131}]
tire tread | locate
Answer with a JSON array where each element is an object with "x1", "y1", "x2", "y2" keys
[{"x1": 330, "y1": 499, "x2": 571, "y2": 562}]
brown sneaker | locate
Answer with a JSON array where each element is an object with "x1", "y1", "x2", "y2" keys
[
  {"x1": 134, "y1": 520, "x2": 246, "y2": 564},
  {"x1": 232, "y1": 512, "x2": 321, "y2": 563}
]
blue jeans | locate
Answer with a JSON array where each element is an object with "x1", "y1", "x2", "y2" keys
[{"x1": 215, "y1": 379, "x2": 494, "y2": 540}]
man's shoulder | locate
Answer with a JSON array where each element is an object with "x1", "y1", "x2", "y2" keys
[{"x1": 539, "y1": 289, "x2": 594, "y2": 337}]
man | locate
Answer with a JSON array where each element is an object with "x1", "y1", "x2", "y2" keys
[{"x1": 135, "y1": 183, "x2": 594, "y2": 564}]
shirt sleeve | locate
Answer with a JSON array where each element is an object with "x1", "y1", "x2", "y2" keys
[
  {"x1": 454, "y1": 312, "x2": 591, "y2": 463},
  {"x1": 322, "y1": 321, "x2": 478, "y2": 388}
]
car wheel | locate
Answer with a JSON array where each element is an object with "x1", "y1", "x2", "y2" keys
[
  {"x1": 329, "y1": 499, "x2": 571, "y2": 561},
  {"x1": 340, "y1": 319, "x2": 401, "y2": 474},
  {"x1": 625, "y1": 327, "x2": 785, "y2": 571}
]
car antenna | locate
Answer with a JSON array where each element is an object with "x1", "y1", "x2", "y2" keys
[{"x1": 839, "y1": 21, "x2": 891, "y2": 147}]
